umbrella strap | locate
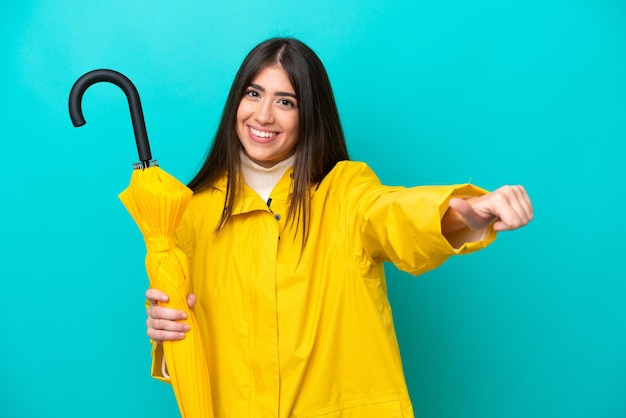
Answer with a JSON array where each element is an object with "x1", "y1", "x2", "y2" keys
[{"x1": 145, "y1": 236, "x2": 176, "y2": 252}]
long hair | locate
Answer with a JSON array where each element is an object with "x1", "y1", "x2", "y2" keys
[{"x1": 187, "y1": 37, "x2": 349, "y2": 240}]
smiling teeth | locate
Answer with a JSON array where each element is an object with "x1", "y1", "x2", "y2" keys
[{"x1": 250, "y1": 127, "x2": 277, "y2": 138}]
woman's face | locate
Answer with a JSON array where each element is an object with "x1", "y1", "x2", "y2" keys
[{"x1": 236, "y1": 65, "x2": 300, "y2": 168}]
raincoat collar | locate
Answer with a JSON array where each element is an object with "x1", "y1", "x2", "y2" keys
[{"x1": 210, "y1": 167, "x2": 295, "y2": 216}]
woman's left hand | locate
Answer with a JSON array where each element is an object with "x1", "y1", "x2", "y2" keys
[{"x1": 448, "y1": 185, "x2": 534, "y2": 232}]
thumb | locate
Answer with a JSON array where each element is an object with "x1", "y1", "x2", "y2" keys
[
  {"x1": 187, "y1": 293, "x2": 197, "y2": 310},
  {"x1": 448, "y1": 197, "x2": 496, "y2": 230},
  {"x1": 448, "y1": 197, "x2": 473, "y2": 216}
]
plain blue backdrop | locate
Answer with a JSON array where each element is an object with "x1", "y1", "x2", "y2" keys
[{"x1": 1, "y1": 1, "x2": 625, "y2": 417}]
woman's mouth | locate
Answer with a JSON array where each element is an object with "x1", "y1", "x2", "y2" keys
[{"x1": 249, "y1": 126, "x2": 278, "y2": 139}]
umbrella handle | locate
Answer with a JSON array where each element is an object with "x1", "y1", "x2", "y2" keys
[{"x1": 68, "y1": 69, "x2": 152, "y2": 165}]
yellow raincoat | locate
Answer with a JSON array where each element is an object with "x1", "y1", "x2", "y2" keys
[{"x1": 152, "y1": 161, "x2": 496, "y2": 417}]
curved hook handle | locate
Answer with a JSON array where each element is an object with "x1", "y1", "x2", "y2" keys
[{"x1": 68, "y1": 69, "x2": 152, "y2": 164}]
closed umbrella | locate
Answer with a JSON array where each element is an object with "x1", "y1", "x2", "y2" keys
[{"x1": 69, "y1": 69, "x2": 214, "y2": 418}]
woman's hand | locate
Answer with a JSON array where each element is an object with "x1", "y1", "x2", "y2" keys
[
  {"x1": 441, "y1": 185, "x2": 533, "y2": 248},
  {"x1": 452, "y1": 185, "x2": 533, "y2": 231},
  {"x1": 145, "y1": 289, "x2": 196, "y2": 343},
  {"x1": 443, "y1": 185, "x2": 533, "y2": 234}
]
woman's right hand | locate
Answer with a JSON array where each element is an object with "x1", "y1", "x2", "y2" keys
[{"x1": 145, "y1": 289, "x2": 196, "y2": 343}]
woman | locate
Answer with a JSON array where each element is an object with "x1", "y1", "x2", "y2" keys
[{"x1": 146, "y1": 37, "x2": 533, "y2": 417}]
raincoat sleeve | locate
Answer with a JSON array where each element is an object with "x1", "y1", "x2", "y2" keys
[
  {"x1": 149, "y1": 205, "x2": 197, "y2": 383},
  {"x1": 344, "y1": 163, "x2": 496, "y2": 276}
]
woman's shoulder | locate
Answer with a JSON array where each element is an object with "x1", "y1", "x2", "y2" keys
[
  {"x1": 312, "y1": 161, "x2": 385, "y2": 202},
  {"x1": 324, "y1": 160, "x2": 381, "y2": 184},
  {"x1": 177, "y1": 184, "x2": 225, "y2": 239},
  {"x1": 188, "y1": 173, "x2": 227, "y2": 203},
  {"x1": 182, "y1": 179, "x2": 227, "y2": 222},
  {"x1": 326, "y1": 160, "x2": 372, "y2": 175},
  {"x1": 187, "y1": 185, "x2": 225, "y2": 213}
]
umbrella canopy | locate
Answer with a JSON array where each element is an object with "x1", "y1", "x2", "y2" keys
[
  {"x1": 118, "y1": 163, "x2": 214, "y2": 418},
  {"x1": 69, "y1": 69, "x2": 214, "y2": 418}
]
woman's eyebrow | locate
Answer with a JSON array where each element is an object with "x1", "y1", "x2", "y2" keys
[{"x1": 249, "y1": 83, "x2": 297, "y2": 99}]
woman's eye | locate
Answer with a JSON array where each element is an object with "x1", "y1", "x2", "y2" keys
[
  {"x1": 280, "y1": 99, "x2": 296, "y2": 108},
  {"x1": 245, "y1": 89, "x2": 259, "y2": 98}
]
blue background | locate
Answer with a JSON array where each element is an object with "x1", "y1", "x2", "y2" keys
[{"x1": 1, "y1": 1, "x2": 625, "y2": 417}]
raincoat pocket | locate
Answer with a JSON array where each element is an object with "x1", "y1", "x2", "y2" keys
[{"x1": 294, "y1": 398, "x2": 404, "y2": 418}]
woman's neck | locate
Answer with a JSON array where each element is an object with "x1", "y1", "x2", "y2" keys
[{"x1": 240, "y1": 152, "x2": 295, "y2": 202}]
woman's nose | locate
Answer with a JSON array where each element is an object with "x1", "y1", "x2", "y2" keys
[{"x1": 254, "y1": 100, "x2": 275, "y2": 124}]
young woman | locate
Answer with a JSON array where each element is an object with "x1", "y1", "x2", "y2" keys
[{"x1": 146, "y1": 37, "x2": 533, "y2": 417}]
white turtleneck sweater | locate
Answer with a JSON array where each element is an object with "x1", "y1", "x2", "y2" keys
[{"x1": 240, "y1": 152, "x2": 296, "y2": 202}]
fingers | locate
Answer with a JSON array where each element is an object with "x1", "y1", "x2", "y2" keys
[
  {"x1": 146, "y1": 288, "x2": 168, "y2": 305},
  {"x1": 146, "y1": 305, "x2": 190, "y2": 343},
  {"x1": 490, "y1": 185, "x2": 534, "y2": 231},
  {"x1": 146, "y1": 325, "x2": 189, "y2": 344},
  {"x1": 145, "y1": 288, "x2": 191, "y2": 343}
]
